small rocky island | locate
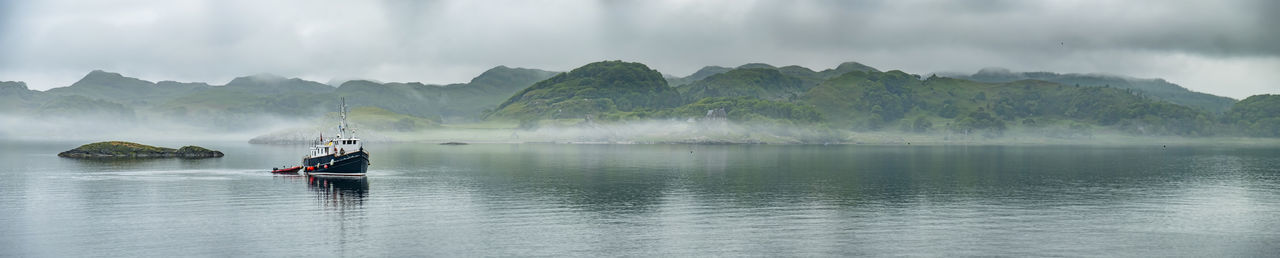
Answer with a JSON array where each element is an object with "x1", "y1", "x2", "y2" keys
[{"x1": 58, "y1": 141, "x2": 224, "y2": 158}]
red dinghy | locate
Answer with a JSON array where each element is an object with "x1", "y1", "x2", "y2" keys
[{"x1": 271, "y1": 166, "x2": 302, "y2": 174}]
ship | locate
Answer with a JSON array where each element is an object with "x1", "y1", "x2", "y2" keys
[{"x1": 301, "y1": 98, "x2": 369, "y2": 177}]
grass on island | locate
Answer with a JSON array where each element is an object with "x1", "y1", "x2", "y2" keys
[{"x1": 75, "y1": 141, "x2": 176, "y2": 154}]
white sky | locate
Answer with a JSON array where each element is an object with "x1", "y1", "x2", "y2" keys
[{"x1": 0, "y1": 0, "x2": 1276, "y2": 99}]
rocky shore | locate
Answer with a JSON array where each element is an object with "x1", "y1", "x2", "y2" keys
[{"x1": 57, "y1": 141, "x2": 224, "y2": 158}]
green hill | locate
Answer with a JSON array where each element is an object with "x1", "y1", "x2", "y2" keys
[
  {"x1": 667, "y1": 66, "x2": 733, "y2": 87},
  {"x1": 816, "y1": 62, "x2": 880, "y2": 79},
  {"x1": 802, "y1": 70, "x2": 1215, "y2": 136},
  {"x1": 801, "y1": 70, "x2": 920, "y2": 129},
  {"x1": 667, "y1": 61, "x2": 879, "y2": 90},
  {"x1": 952, "y1": 68, "x2": 1236, "y2": 113},
  {"x1": 489, "y1": 61, "x2": 681, "y2": 120},
  {"x1": 777, "y1": 65, "x2": 823, "y2": 84},
  {"x1": 677, "y1": 68, "x2": 808, "y2": 101},
  {"x1": 1224, "y1": 94, "x2": 1280, "y2": 137}
]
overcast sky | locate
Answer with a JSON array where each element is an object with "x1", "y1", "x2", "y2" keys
[{"x1": 1, "y1": 0, "x2": 1276, "y2": 98}]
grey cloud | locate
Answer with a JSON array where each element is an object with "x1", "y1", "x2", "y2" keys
[
  {"x1": 0, "y1": 0, "x2": 1275, "y2": 99},
  {"x1": 0, "y1": 0, "x2": 20, "y2": 66}
]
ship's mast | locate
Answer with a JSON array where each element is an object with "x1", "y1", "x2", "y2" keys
[{"x1": 339, "y1": 97, "x2": 348, "y2": 139}]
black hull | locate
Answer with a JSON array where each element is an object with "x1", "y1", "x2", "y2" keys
[{"x1": 304, "y1": 151, "x2": 369, "y2": 176}]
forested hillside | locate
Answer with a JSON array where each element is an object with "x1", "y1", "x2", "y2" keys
[
  {"x1": 951, "y1": 68, "x2": 1236, "y2": 113},
  {"x1": 804, "y1": 71, "x2": 1214, "y2": 136},
  {"x1": 491, "y1": 61, "x2": 1256, "y2": 138},
  {"x1": 677, "y1": 68, "x2": 808, "y2": 102},
  {"x1": 488, "y1": 61, "x2": 681, "y2": 120},
  {"x1": 1224, "y1": 94, "x2": 1280, "y2": 137}
]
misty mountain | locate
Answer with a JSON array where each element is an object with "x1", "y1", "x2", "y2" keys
[
  {"x1": 154, "y1": 73, "x2": 345, "y2": 127},
  {"x1": 44, "y1": 70, "x2": 211, "y2": 106},
  {"x1": 0, "y1": 81, "x2": 39, "y2": 111},
  {"x1": 37, "y1": 95, "x2": 137, "y2": 121},
  {"x1": 0, "y1": 81, "x2": 33, "y2": 93},
  {"x1": 950, "y1": 68, "x2": 1236, "y2": 113},
  {"x1": 0, "y1": 66, "x2": 556, "y2": 131},
  {"x1": 4, "y1": 60, "x2": 1279, "y2": 139},
  {"x1": 157, "y1": 87, "x2": 329, "y2": 126},
  {"x1": 223, "y1": 74, "x2": 335, "y2": 95},
  {"x1": 247, "y1": 105, "x2": 439, "y2": 144},
  {"x1": 334, "y1": 80, "x2": 444, "y2": 118},
  {"x1": 435, "y1": 66, "x2": 560, "y2": 116},
  {"x1": 334, "y1": 66, "x2": 559, "y2": 120},
  {"x1": 160, "y1": 66, "x2": 556, "y2": 125},
  {"x1": 489, "y1": 61, "x2": 681, "y2": 120}
]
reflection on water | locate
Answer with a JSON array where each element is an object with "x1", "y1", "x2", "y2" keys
[
  {"x1": 61, "y1": 157, "x2": 178, "y2": 171},
  {"x1": 4, "y1": 142, "x2": 1280, "y2": 257},
  {"x1": 308, "y1": 176, "x2": 368, "y2": 209}
]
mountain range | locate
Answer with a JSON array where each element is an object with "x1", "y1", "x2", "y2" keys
[
  {"x1": 2, "y1": 61, "x2": 1277, "y2": 138},
  {"x1": 0, "y1": 66, "x2": 556, "y2": 129}
]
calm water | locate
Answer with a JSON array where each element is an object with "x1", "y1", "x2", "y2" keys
[{"x1": 2, "y1": 141, "x2": 1279, "y2": 256}]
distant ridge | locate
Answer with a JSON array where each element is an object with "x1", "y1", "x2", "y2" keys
[{"x1": 949, "y1": 68, "x2": 1236, "y2": 113}]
